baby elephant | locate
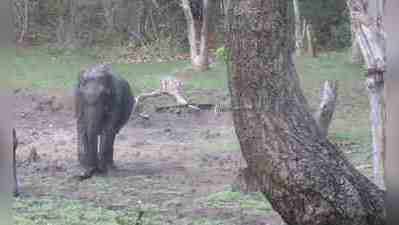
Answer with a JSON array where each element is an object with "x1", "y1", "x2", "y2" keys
[
  {"x1": 75, "y1": 64, "x2": 135, "y2": 178},
  {"x1": 13, "y1": 128, "x2": 18, "y2": 196}
]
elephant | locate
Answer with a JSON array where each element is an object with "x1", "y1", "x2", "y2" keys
[
  {"x1": 13, "y1": 128, "x2": 18, "y2": 196},
  {"x1": 75, "y1": 64, "x2": 135, "y2": 178}
]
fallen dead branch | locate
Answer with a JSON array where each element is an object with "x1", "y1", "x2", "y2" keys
[{"x1": 132, "y1": 77, "x2": 200, "y2": 118}]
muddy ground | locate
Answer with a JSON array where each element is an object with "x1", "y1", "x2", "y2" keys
[{"x1": 13, "y1": 89, "x2": 284, "y2": 225}]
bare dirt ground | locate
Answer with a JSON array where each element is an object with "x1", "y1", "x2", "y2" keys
[{"x1": 13, "y1": 89, "x2": 284, "y2": 225}]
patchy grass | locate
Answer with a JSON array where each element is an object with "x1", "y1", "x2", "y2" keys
[{"x1": 14, "y1": 197, "x2": 168, "y2": 225}]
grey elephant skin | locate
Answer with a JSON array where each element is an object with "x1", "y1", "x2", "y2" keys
[
  {"x1": 75, "y1": 64, "x2": 135, "y2": 177},
  {"x1": 13, "y1": 128, "x2": 18, "y2": 196}
]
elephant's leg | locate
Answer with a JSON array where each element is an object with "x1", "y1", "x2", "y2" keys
[
  {"x1": 98, "y1": 133, "x2": 107, "y2": 173},
  {"x1": 87, "y1": 134, "x2": 99, "y2": 169},
  {"x1": 77, "y1": 125, "x2": 85, "y2": 165},
  {"x1": 98, "y1": 132, "x2": 116, "y2": 172},
  {"x1": 104, "y1": 132, "x2": 116, "y2": 169},
  {"x1": 78, "y1": 130, "x2": 99, "y2": 179}
]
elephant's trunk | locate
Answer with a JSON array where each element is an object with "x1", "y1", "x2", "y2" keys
[
  {"x1": 82, "y1": 104, "x2": 105, "y2": 169},
  {"x1": 85, "y1": 104, "x2": 105, "y2": 136}
]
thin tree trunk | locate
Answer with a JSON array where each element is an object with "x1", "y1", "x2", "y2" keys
[
  {"x1": 314, "y1": 80, "x2": 338, "y2": 139},
  {"x1": 181, "y1": 0, "x2": 210, "y2": 71},
  {"x1": 351, "y1": 26, "x2": 364, "y2": 64},
  {"x1": 306, "y1": 23, "x2": 317, "y2": 57},
  {"x1": 181, "y1": 0, "x2": 199, "y2": 64},
  {"x1": 197, "y1": 0, "x2": 210, "y2": 70},
  {"x1": 350, "y1": 0, "x2": 365, "y2": 64},
  {"x1": 56, "y1": 0, "x2": 77, "y2": 48},
  {"x1": 138, "y1": 0, "x2": 149, "y2": 40},
  {"x1": 226, "y1": 1, "x2": 385, "y2": 224},
  {"x1": 102, "y1": 0, "x2": 115, "y2": 34},
  {"x1": 347, "y1": 0, "x2": 386, "y2": 188},
  {"x1": 18, "y1": 0, "x2": 29, "y2": 43},
  {"x1": 293, "y1": 0, "x2": 303, "y2": 55},
  {"x1": 65, "y1": 0, "x2": 77, "y2": 47}
]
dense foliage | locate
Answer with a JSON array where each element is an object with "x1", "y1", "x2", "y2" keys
[{"x1": 13, "y1": 0, "x2": 351, "y2": 54}]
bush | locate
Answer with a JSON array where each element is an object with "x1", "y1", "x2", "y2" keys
[{"x1": 216, "y1": 46, "x2": 228, "y2": 63}]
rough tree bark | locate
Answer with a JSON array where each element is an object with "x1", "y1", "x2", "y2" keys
[
  {"x1": 384, "y1": 0, "x2": 399, "y2": 220},
  {"x1": 226, "y1": 1, "x2": 385, "y2": 224},
  {"x1": 347, "y1": 0, "x2": 386, "y2": 188},
  {"x1": 234, "y1": 80, "x2": 338, "y2": 193},
  {"x1": 181, "y1": 0, "x2": 210, "y2": 71}
]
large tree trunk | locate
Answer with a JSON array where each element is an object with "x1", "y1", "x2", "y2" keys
[
  {"x1": 181, "y1": 0, "x2": 210, "y2": 71},
  {"x1": 385, "y1": 0, "x2": 399, "y2": 219},
  {"x1": 347, "y1": 0, "x2": 386, "y2": 188},
  {"x1": 226, "y1": 1, "x2": 385, "y2": 225}
]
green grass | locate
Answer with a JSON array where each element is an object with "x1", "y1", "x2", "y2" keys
[
  {"x1": 198, "y1": 190, "x2": 272, "y2": 215},
  {"x1": 13, "y1": 47, "x2": 224, "y2": 93},
  {"x1": 14, "y1": 197, "x2": 166, "y2": 225},
  {"x1": 15, "y1": 197, "x2": 122, "y2": 225}
]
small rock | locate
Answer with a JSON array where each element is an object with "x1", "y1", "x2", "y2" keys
[
  {"x1": 13, "y1": 88, "x2": 21, "y2": 94},
  {"x1": 34, "y1": 102, "x2": 45, "y2": 111},
  {"x1": 202, "y1": 129, "x2": 221, "y2": 139},
  {"x1": 51, "y1": 100, "x2": 64, "y2": 112}
]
